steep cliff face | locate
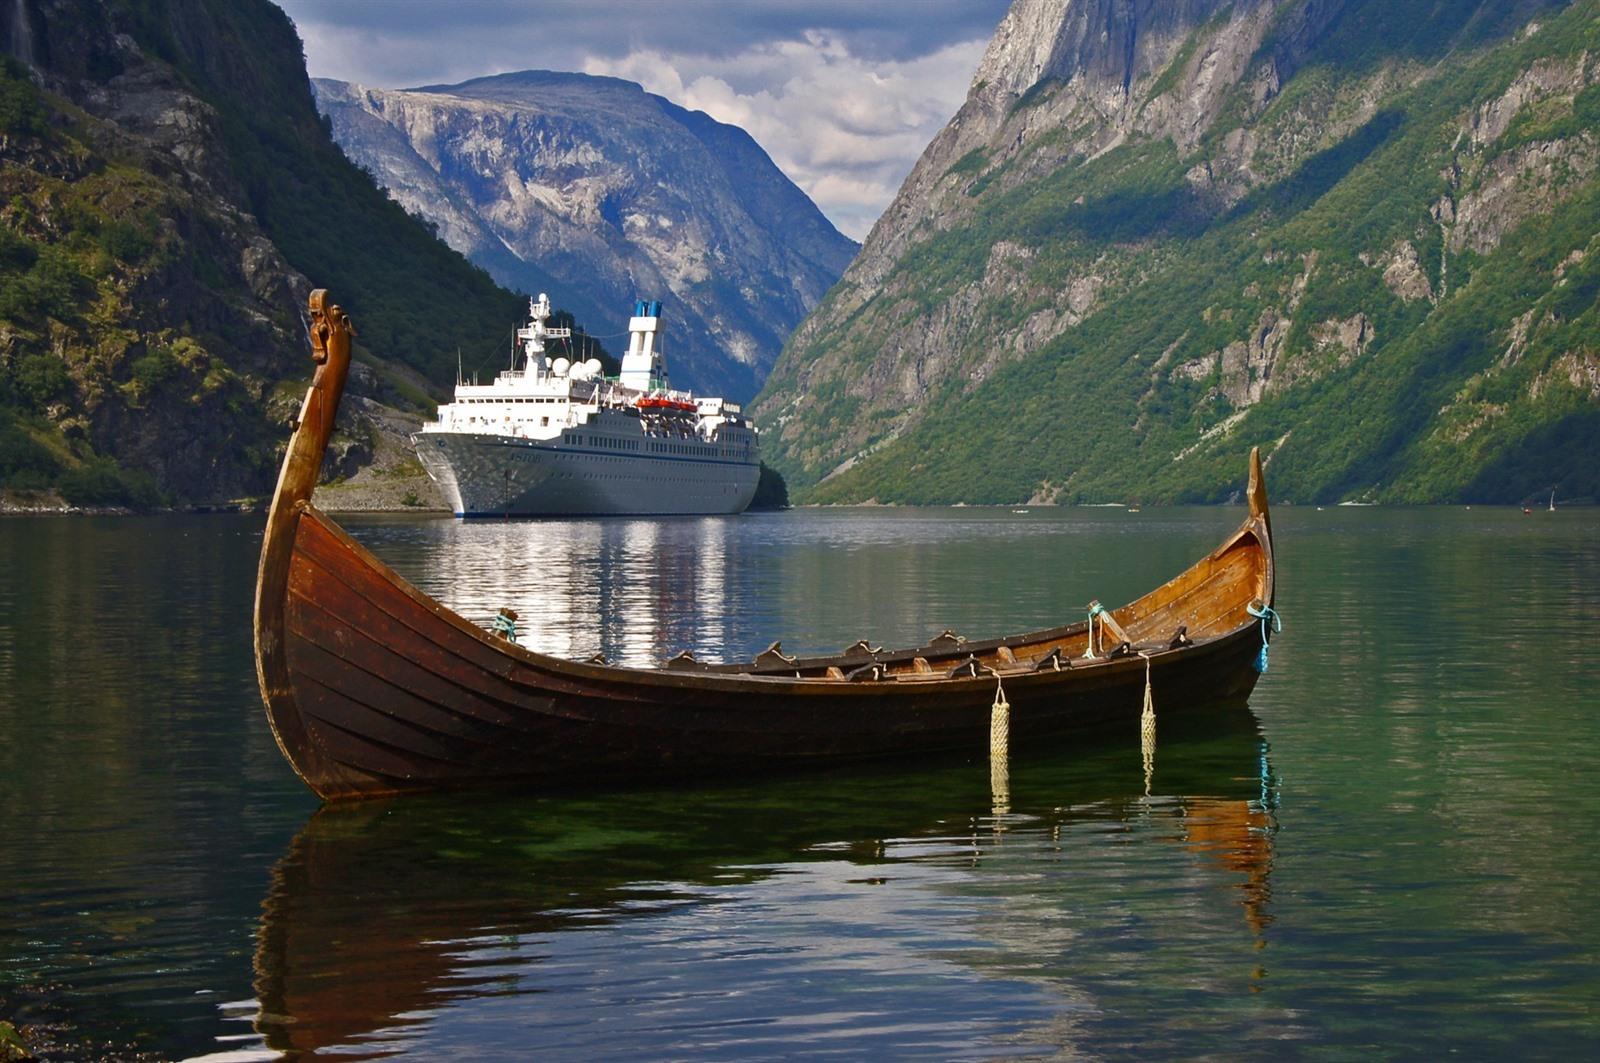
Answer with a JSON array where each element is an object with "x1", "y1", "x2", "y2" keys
[
  {"x1": 314, "y1": 72, "x2": 859, "y2": 401},
  {"x1": 756, "y1": 0, "x2": 1597, "y2": 505},
  {"x1": 0, "y1": 0, "x2": 523, "y2": 506}
]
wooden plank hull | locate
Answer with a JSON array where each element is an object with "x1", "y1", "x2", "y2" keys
[
  {"x1": 255, "y1": 292, "x2": 1278, "y2": 802},
  {"x1": 270, "y1": 504, "x2": 1270, "y2": 798}
]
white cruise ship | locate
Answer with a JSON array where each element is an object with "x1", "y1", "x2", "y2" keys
[{"x1": 414, "y1": 294, "x2": 761, "y2": 517}]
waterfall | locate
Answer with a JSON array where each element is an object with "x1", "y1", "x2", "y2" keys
[{"x1": 9, "y1": 0, "x2": 35, "y2": 70}]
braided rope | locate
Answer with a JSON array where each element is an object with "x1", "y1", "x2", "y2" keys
[
  {"x1": 1138, "y1": 651, "x2": 1156, "y2": 794},
  {"x1": 989, "y1": 675, "x2": 1010, "y2": 759},
  {"x1": 990, "y1": 674, "x2": 1010, "y2": 815}
]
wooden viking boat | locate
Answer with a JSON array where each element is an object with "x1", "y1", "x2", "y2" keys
[{"x1": 254, "y1": 291, "x2": 1278, "y2": 802}]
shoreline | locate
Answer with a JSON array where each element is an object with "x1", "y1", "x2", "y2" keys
[
  {"x1": 0, "y1": 489, "x2": 452, "y2": 518},
  {"x1": 4, "y1": 495, "x2": 1578, "y2": 517}
]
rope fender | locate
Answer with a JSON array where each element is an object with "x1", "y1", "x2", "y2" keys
[{"x1": 989, "y1": 674, "x2": 1010, "y2": 760}]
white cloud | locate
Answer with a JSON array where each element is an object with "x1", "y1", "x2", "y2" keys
[
  {"x1": 282, "y1": 3, "x2": 993, "y2": 240},
  {"x1": 584, "y1": 35, "x2": 985, "y2": 239}
]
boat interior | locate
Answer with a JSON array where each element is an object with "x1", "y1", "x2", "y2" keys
[{"x1": 586, "y1": 518, "x2": 1272, "y2": 683}]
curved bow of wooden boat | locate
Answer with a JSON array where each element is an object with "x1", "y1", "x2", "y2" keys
[
  {"x1": 254, "y1": 290, "x2": 367, "y2": 795},
  {"x1": 254, "y1": 291, "x2": 1277, "y2": 801}
]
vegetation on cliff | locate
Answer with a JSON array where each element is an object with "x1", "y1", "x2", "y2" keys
[
  {"x1": 1, "y1": 0, "x2": 532, "y2": 506},
  {"x1": 749, "y1": 462, "x2": 790, "y2": 510},
  {"x1": 756, "y1": 0, "x2": 1600, "y2": 506}
]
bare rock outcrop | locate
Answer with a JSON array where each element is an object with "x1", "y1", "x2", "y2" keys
[{"x1": 314, "y1": 73, "x2": 858, "y2": 401}]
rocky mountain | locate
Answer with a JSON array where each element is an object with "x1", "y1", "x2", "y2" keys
[
  {"x1": 754, "y1": 0, "x2": 1600, "y2": 505},
  {"x1": 313, "y1": 72, "x2": 859, "y2": 402},
  {"x1": 0, "y1": 0, "x2": 526, "y2": 508}
]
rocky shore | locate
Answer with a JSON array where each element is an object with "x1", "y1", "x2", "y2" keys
[{"x1": 3, "y1": 395, "x2": 448, "y2": 516}]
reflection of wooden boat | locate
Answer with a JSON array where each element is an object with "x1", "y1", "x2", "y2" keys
[
  {"x1": 253, "y1": 710, "x2": 1274, "y2": 1056},
  {"x1": 255, "y1": 292, "x2": 1278, "y2": 801}
]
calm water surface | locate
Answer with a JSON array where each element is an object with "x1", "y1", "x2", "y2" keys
[{"x1": 0, "y1": 506, "x2": 1596, "y2": 1059}]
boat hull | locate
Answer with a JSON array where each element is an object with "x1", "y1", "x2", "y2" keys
[
  {"x1": 415, "y1": 430, "x2": 760, "y2": 516},
  {"x1": 273, "y1": 506, "x2": 1268, "y2": 799}
]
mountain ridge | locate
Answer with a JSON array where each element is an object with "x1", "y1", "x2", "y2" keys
[
  {"x1": 754, "y1": 0, "x2": 1598, "y2": 505},
  {"x1": 313, "y1": 69, "x2": 859, "y2": 401}
]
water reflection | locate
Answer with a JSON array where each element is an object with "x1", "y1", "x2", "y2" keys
[
  {"x1": 375, "y1": 517, "x2": 738, "y2": 667},
  {"x1": 248, "y1": 706, "x2": 1275, "y2": 1059}
]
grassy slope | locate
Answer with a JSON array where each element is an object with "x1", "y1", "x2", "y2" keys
[
  {"x1": 762, "y1": 0, "x2": 1599, "y2": 505},
  {"x1": 1, "y1": 0, "x2": 543, "y2": 505},
  {"x1": 105, "y1": 0, "x2": 528, "y2": 383}
]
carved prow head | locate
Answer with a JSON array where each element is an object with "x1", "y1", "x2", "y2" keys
[{"x1": 305, "y1": 289, "x2": 354, "y2": 440}]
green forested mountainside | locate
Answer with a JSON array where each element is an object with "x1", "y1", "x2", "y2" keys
[
  {"x1": 754, "y1": 0, "x2": 1600, "y2": 505},
  {"x1": 0, "y1": 0, "x2": 528, "y2": 506}
]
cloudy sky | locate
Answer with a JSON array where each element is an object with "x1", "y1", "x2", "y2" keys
[{"x1": 276, "y1": 1, "x2": 1013, "y2": 239}]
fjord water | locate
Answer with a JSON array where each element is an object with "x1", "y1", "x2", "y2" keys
[{"x1": 0, "y1": 507, "x2": 1596, "y2": 1059}]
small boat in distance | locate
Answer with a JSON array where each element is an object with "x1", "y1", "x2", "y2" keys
[
  {"x1": 255, "y1": 292, "x2": 1279, "y2": 802},
  {"x1": 413, "y1": 293, "x2": 760, "y2": 516}
]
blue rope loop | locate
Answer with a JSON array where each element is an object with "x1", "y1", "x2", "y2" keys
[
  {"x1": 491, "y1": 613, "x2": 519, "y2": 643},
  {"x1": 1245, "y1": 602, "x2": 1282, "y2": 673},
  {"x1": 1087, "y1": 602, "x2": 1108, "y2": 619},
  {"x1": 1246, "y1": 602, "x2": 1282, "y2": 631}
]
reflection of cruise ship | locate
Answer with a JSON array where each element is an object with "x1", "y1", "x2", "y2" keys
[
  {"x1": 414, "y1": 294, "x2": 761, "y2": 516},
  {"x1": 406, "y1": 517, "x2": 733, "y2": 668}
]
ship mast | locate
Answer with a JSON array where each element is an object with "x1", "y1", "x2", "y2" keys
[{"x1": 514, "y1": 293, "x2": 571, "y2": 381}]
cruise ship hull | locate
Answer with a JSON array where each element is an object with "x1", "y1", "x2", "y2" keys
[{"x1": 415, "y1": 432, "x2": 760, "y2": 516}]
